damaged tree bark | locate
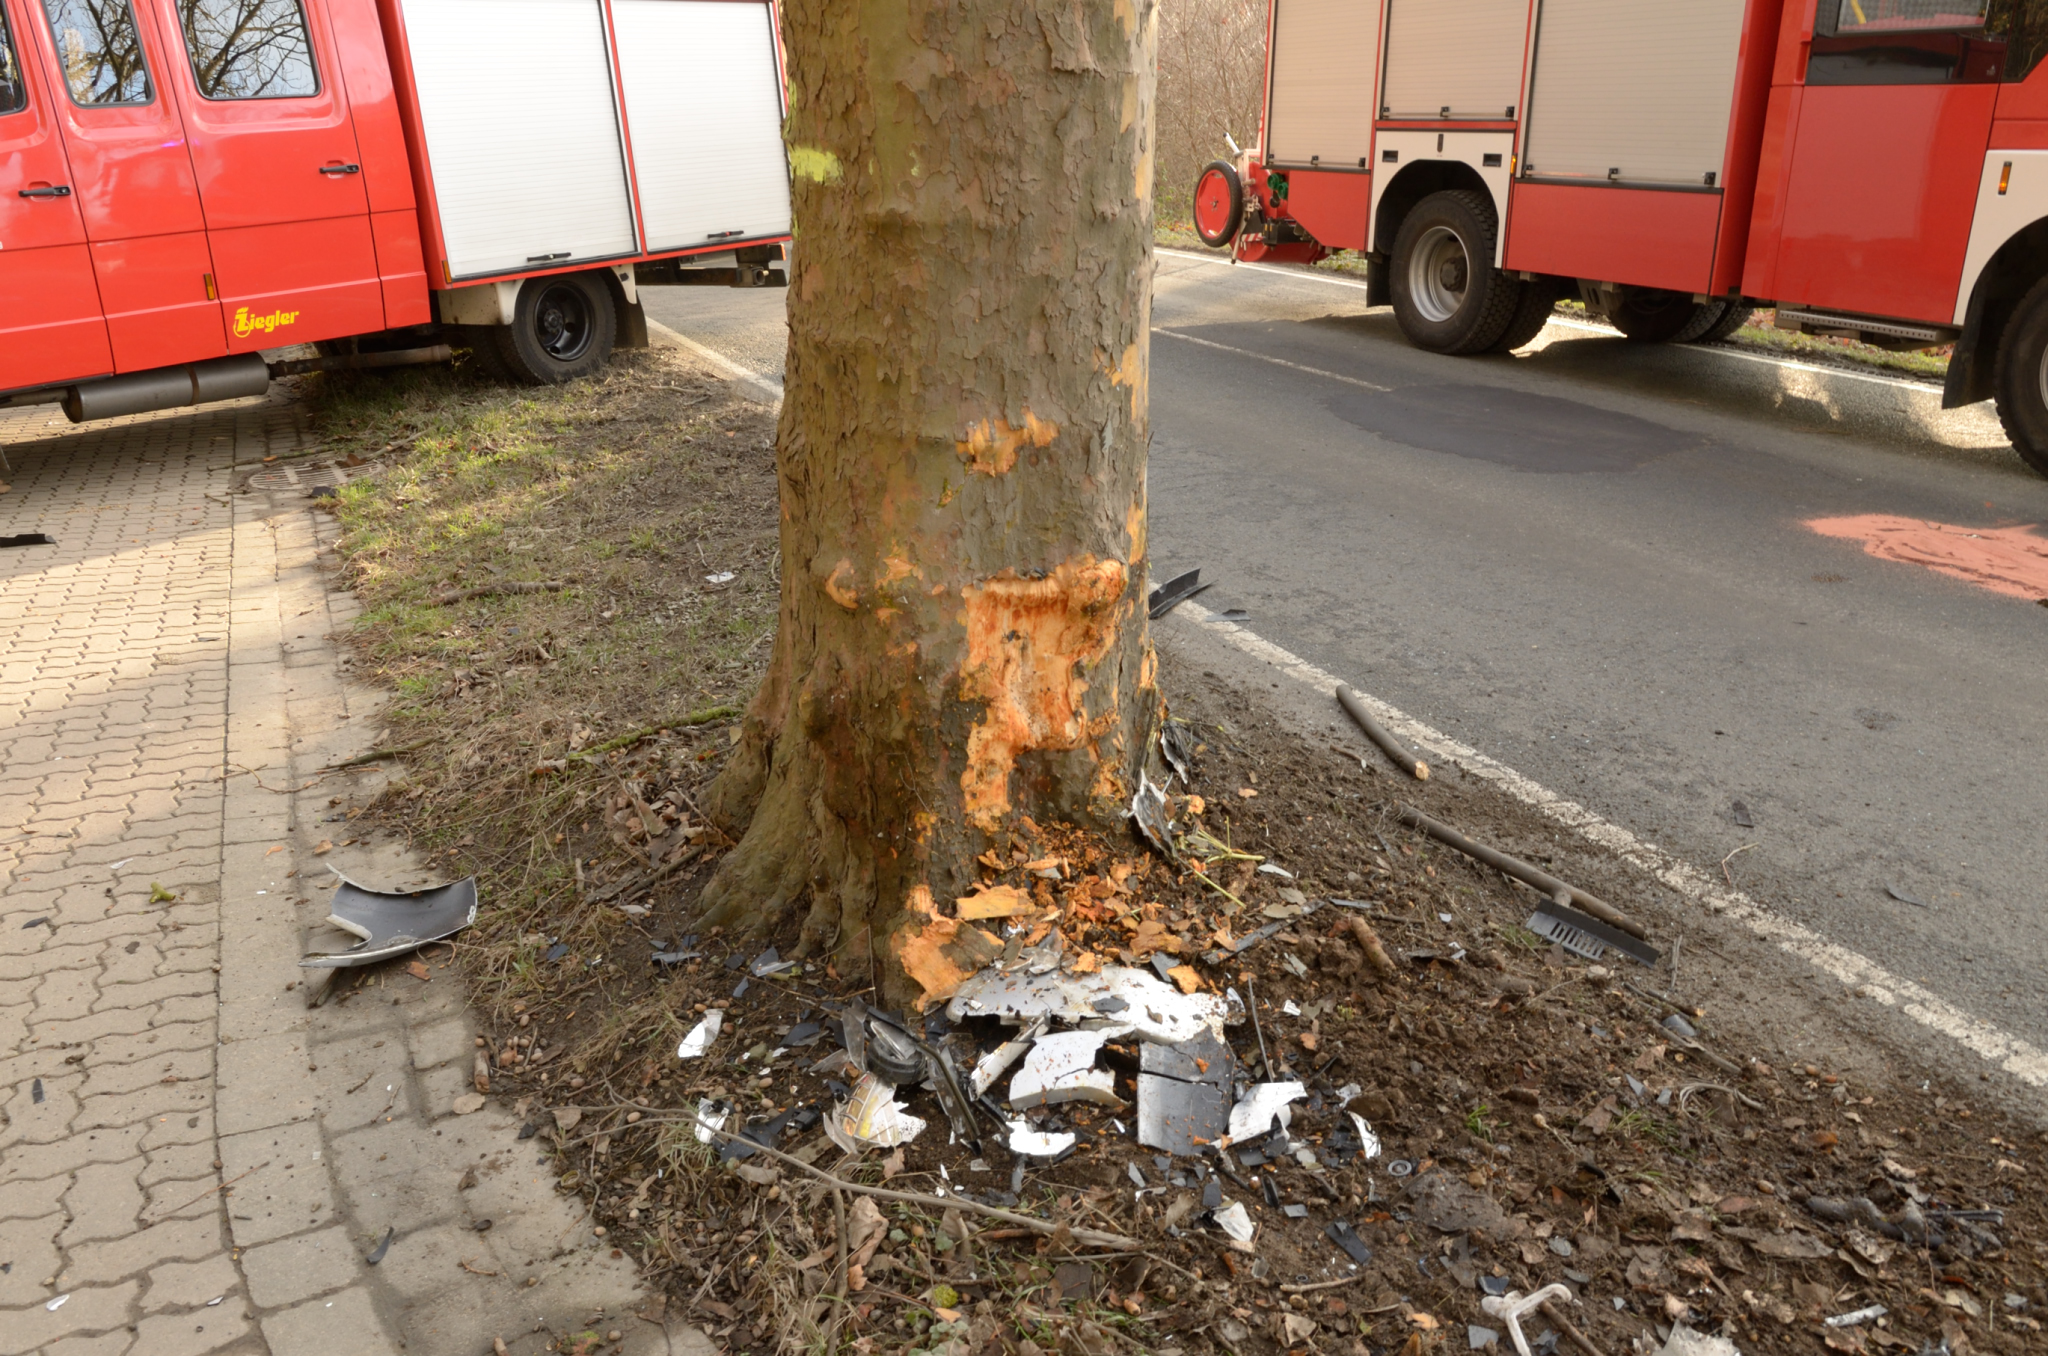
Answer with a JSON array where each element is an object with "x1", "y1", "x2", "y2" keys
[{"x1": 696, "y1": 0, "x2": 1162, "y2": 1012}]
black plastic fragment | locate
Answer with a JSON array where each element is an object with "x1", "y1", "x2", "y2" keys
[
  {"x1": 1481, "y1": 1275, "x2": 1511, "y2": 1296},
  {"x1": 1091, "y1": 996, "x2": 1129, "y2": 1014},
  {"x1": 1202, "y1": 1178, "x2": 1222, "y2": 1210},
  {"x1": 1326, "y1": 1220, "x2": 1373, "y2": 1265},
  {"x1": 1283, "y1": 1204, "x2": 1309, "y2": 1219},
  {"x1": 1147, "y1": 568, "x2": 1209, "y2": 619},
  {"x1": 543, "y1": 942, "x2": 568, "y2": 962},
  {"x1": 723, "y1": 953, "x2": 747, "y2": 970},
  {"x1": 517, "y1": 1122, "x2": 539, "y2": 1140},
  {"x1": 1732, "y1": 799, "x2": 1754, "y2": 827},
  {"x1": 782, "y1": 1021, "x2": 824, "y2": 1047},
  {"x1": 0, "y1": 534, "x2": 56, "y2": 549},
  {"x1": 1262, "y1": 1177, "x2": 1280, "y2": 1207},
  {"x1": 31, "y1": 1078, "x2": 44, "y2": 1104},
  {"x1": 365, "y1": 1226, "x2": 396, "y2": 1264},
  {"x1": 21, "y1": 917, "x2": 48, "y2": 929},
  {"x1": 731, "y1": 977, "x2": 749, "y2": 999}
]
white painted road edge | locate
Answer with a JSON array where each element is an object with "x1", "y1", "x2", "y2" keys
[
  {"x1": 1171, "y1": 601, "x2": 2048, "y2": 1093},
  {"x1": 1155, "y1": 245, "x2": 1950, "y2": 395},
  {"x1": 648, "y1": 318, "x2": 785, "y2": 401}
]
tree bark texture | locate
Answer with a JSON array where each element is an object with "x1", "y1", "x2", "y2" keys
[{"x1": 696, "y1": 0, "x2": 1161, "y2": 1012}]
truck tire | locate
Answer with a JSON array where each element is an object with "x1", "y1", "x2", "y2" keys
[
  {"x1": 488, "y1": 272, "x2": 616, "y2": 385},
  {"x1": 1669, "y1": 300, "x2": 1730, "y2": 344},
  {"x1": 1608, "y1": 287, "x2": 1698, "y2": 343},
  {"x1": 1193, "y1": 161, "x2": 1244, "y2": 248},
  {"x1": 1692, "y1": 303, "x2": 1753, "y2": 345},
  {"x1": 1390, "y1": 190, "x2": 1519, "y2": 355},
  {"x1": 1991, "y1": 274, "x2": 2048, "y2": 477},
  {"x1": 1489, "y1": 275, "x2": 1564, "y2": 352}
]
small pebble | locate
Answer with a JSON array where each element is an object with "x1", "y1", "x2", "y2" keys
[{"x1": 609, "y1": 1331, "x2": 622, "y2": 1342}]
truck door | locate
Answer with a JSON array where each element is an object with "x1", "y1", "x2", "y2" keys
[
  {"x1": 26, "y1": 0, "x2": 224, "y2": 372},
  {"x1": 1771, "y1": 0, "x2": 1999, "y2": 323},
  {"x1": 150, "y1": 0, "x2": 381, "y2": 351},
  {"x1": 0, "y1": 0, "x2": 114, "y2": 389}
]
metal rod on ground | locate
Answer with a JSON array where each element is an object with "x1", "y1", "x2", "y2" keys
[
  {"x1": 1245, "y1": 977, "x2": 1272, "y2": 1078},
  {"x1": 1336, "y1": 685, "x2": 1429, "y2": 780},
  {"x1": 1393, "y1": 804, "x2": 1647, "y2": 941}
]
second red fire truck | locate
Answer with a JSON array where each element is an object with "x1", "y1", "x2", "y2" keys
[{"x1": 1195, "y1": 0, "x2": 2048, "y2": 477}]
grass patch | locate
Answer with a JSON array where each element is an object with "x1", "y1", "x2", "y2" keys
[{"x1": 314, "y1": 345, "x2": 780, "y2": 1032}]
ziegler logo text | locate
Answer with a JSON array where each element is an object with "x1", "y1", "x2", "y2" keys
[{"x1": 233, "y1": 307, "x2": 301, "y2": 338}]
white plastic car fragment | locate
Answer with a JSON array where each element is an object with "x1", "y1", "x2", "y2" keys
[
  {"x1": 1480, "y1": 1284, "x2": 1575, "y2": 1356},
  {"x1": 677, "y1": 1010, "x2": 723, "y2": 1058},
  {"x1": 830, "y1": 1072, "x2": 927, "y2": 1148},
  {"x1": 1349, "y1": 1111, "x2": 1383, "y2": 1160},
  {"x1": 948, "y1": 964, "x2": 1228, "y2": 1044},
  {"x1": 1006, "y1": 1119, "x2": 1077, "y2": 1157},
  {"x1": 1213, "y1": 1200, "x2": 1255, "y2": 1242},
  {"x1": 1227, "y1": 1081, "x2": 1306, "y2": 1143},
  {"x1": 970, "y1": 1017, "x2": 1047, "y2": 1097},
  {"x1": 695, "y1": 1098, "x2": 729, "y2": 1144},
  {"x1": 1009, "y1": 1026, "x2": 1131, "y2": 1109}
]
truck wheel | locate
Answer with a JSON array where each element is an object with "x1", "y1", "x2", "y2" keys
[
  {"x1": 488, "y1": 272, "x2": 616, "y2": 385},
  {"x1": 1193, "y1": 161, "x2": 1244, "y2": 247},
  {"x1": 1489, "y1": 275, "x2": 1564, "y2": 352},
  {"x1": 1669, "y1": 300, "x2": 1729, "y2": 344},
  {"x1": 1608, "y1": 287, "x2": 1698, "y2": 342},
  {"x1": 1390, "y1": 190, "x2": 1519, "y2": 355},
  {"x1": 1693, "y1": 302, "x2": 1753, "y2": 345},
  {"x1": 1991, "y1": 274, "x2": 2048, "y2": 477}
]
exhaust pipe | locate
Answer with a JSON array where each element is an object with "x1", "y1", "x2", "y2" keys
[{"x1": 63, "y1": 353, "x2": 270, "y2": 424}]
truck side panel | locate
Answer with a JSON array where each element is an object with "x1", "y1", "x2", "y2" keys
[
  {"x1": 1264, "y1": 0, "x2": 1379, "y2": 170},
  {"x1": 1503, "y1": 182, "x2": 1721, "y2": 293}
]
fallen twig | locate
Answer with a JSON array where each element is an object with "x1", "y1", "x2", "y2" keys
[
  {"x1": 1393, "y1": 803, "x2": 1647, "y2": 941},
  {"x1": 432, "y1": 578, "x2": 571, "y2": 606},
  {"x1": 1337, "y1": 684, "x2": 1429, "y2": 780},
  {"x1": 1720, "y1": 842, "x2": 1757, "y2": 887},
  {"x1": 149, "y1": 1163, "x2": 265, "y2": 1224},
  {"x1": 690, "y1": 1114, "x2": 1139, "y2": 1251},
  {"x1": 459, "y1": 1257, "x2": 501, "y2": 1277},
  {"x1": 1343, "y1": 914, "x2": 1401, "y2": 983},
  {"x1": 325, "y1": 740, "x2": 430, "y2": 771},
  {"x1": 1279, "y1": 1274, "x2": 1378, "y2": 1296},
  {"x1": 1541, "y1": 1300, "x2": 1611, "y2": 1356}
]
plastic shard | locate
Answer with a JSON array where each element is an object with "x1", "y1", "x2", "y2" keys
[
  {"x1": 1227, "y1": 1081, "x2": 1306, "y2": 1144},
  {"x1": 829, "y1": 1072, "x2": 927, "y2": 1148},
  {"x1": 947, "y1": 963, "x2": 1228, "y2": 1044},
  {"x1": 1136, "y1": 1033, "x2": 1234, "y2": 1156},
  {"x1": 1212, "y1": 1200, "x2": 1255, "y2": 1243},
  {"x1": 1009, "y1": 1026, "x2": 1131, "y2": 1109},
  {"x1": 677, "y1": 1010, "x2": 723, "y2": 1058},
  {"x1": 298, "y1": 875, "x2": 478, "y2": 968},
  {"x1": 970, "y1": 1018, "x2": 1047, "y2": 1097},
  {"x1": 1129, "y1": 770, "x2": 1172, "y2": 854},
  {"x1": 1007, "y1": 1120, "x2": 1077, "y2": 1157}
]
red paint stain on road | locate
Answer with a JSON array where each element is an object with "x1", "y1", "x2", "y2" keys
[{"x1": 1805, "y1": 514, "x2": 2048, "y2": 601}]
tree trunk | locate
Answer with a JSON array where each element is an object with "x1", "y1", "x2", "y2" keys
[{"x1": 696, "y1": 0, "x2": 1161, "y2": 1012}]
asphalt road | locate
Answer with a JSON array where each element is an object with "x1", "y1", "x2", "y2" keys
[{"x1": 642, "y1": 252, "x2": 2048, "y2": 1070}]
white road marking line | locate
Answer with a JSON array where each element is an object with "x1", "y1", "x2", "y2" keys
[
  {"x1": 1170, "y1": 600, "x2": 2048, "y2": 1092},
  {"x1": 1153, "y1": 327, "x2": 1392, "y2": 392},
  {"x1": 648, "y1": 319, "x2": 785, "y2": 400},
  {"x1": 1157, "y1": 246, "x2": 1950, "y2": 395}
]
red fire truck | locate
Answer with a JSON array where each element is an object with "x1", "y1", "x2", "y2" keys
[
  {"x1": 1, "y1": 0, "x2": 790, "y2": 424},
  {"x1": 1194, "y1": 0, "x2": 2048, "y2": 476}
]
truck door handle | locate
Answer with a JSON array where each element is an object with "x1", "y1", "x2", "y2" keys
[
  {"x1": 18, "y1": 184, "x2": 72, "y2": 198},
  {"x1": 317, "y1": 163, "x2": 361, "y2": 176}
]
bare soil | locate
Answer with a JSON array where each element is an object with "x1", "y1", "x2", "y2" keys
[{"x1": 321, "y1": 350, "x2": 2044, "y2": 1356}]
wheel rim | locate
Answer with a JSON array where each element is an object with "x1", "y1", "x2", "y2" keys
[
  {"x1": 1194, "y1": 169, "x2": 1233, "y2": 240},
  {"x1": 1409, "y1": 225, "x2": 1471, "y2": 323},
  {"x1": 533, "y1": 282, "x2": 594, "y2": 362}
]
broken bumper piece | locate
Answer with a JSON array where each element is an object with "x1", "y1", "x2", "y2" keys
[{"x1": 298, "y1": 875, "x2": 478, "y2": 969}]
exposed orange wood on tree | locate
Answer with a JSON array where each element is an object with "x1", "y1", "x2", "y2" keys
[
  {"x1": 955, "y1": 410, "x2": 1058, "y2": 475},
  {"x1": 957, "y1": 556, "x2": 1130, "y2": 831},
  {"x1": 892, "y1": 885, "x2": 1003, "y2": 1010}
]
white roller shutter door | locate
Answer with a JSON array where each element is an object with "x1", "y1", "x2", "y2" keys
[
  {"x1": 1522, "y1": 0, "x2": 1745, "y2": 184},
  {"x1": 1266, "y1": 0, "x2": 1381, "y2": 169},
  {"x1": 398, "y1": 0, "x2": 638, "y2": 279},
  {"x1": 1380, "y1": 0, "x2": 1528, "y2": 121},
  {"x1": 613, "y1": 1, "x2": 791, "y2": 254}
]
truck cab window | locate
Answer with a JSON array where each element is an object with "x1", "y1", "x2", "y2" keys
[
  {"x1": 40, "y1": 0, "x2": 151, "y2": 104},
  {"x1": 1, "y1": 6, "x2": 27, "y2": 113},
  {"x1": 178, "y1": 0, "x2": 316, "y2": 99},
  {"x1": 1811, "y1": 0, "x2": 2048, "y2": 83}
]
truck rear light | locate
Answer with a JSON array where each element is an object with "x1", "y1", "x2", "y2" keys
[{"x1": 1999, "y1": 161, "x2": 2012, "y2": 196}]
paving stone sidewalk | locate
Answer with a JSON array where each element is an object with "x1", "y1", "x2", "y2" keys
[{"x1": 0, "y1": 391, "x2": 698, "y2": 1355}]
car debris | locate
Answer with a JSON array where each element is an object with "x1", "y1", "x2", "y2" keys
[
  {"x1": 1212, "y1": 1200, "x2": 1255, "y2": 1243},
  {"x1": 676, "y1": 1010, "x2": 723, "y2": 1058},
  {"x1": 1326, "y1": 1219, "x2": 1374, "y2": 1264},
  {"x1": 1010, "y1": 1027, "x2": 1130, "y2": 1108},
  {"x1": 970, "y1": 1017, "x2": 1047, "y2": 1096},
  {"x1": 1006, "y1": 1120, "x2": 1076, "y2": 1157},
  {"x1": 1227, "y1": 1081, "x2": 1306, "y2": 1142},
  {"x1": 1655, "y1": 1324, "x2": 1742, "y2": 1356},
  {"x1": 1886, "y1": 883, "x2": 1931, "y2": 908},
  {"x1": 1480, "y1": 1283, "x2": 1575, "y2": 1356},
  {"x1": 1136, "y1": 1033, "x2": 1234, "y2": 1156},
  {"x1": 694, "y1": 1098, "x2": 729, "y2": 1144},
  {"x1": 947, "y1": 963, "x2": 1228, "y2": 1044},
  {"x1": 1147, "y1": 568, "x2": 1210, "y2": 618},
  {"x1": 364, "y1": 1225, "x2": 396, "y2": 1265},
  {"x1": 1731, "y1": 799, "x2": 1754, "y2": 827},
  {"x1": 825, "y1": 1072, "x2": 927, "y2": 1150},
  {"x1": 298, "y1": 874, "x2": 478, "y2": 968},
  {"x1": 1395, "y1": 803, "x2": 1649, "y2": 942},
  {"x1": 1525, "y1": 900, "x2": 1660, "y2": 968},
  {"x1": 1160, "y1": 719, "x2": 1195, "y2": 782},
  {"x1": 1825, "y1": 1304, "x2": 1888, "y2": 1328},
  {"x1": 1336, "y1": 684, "x2": 1430, "y2": 780},
  {"x1": 1129, "y1": 770, "x2": 1173, "y2": 854}
]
